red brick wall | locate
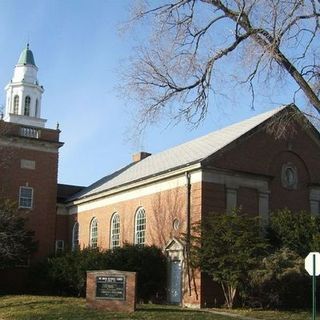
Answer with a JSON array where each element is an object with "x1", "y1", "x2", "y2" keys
[
  {"x1": 73, "y1": 186, "x2": 188, "y2": 249},
  {"x1": 268, "y1": 150, "x2": 310, "y2": 212},
  {"x1": 209, "y1": 122, "x2": 320, "y2": 213},
  {"x1": 65, "y1": 120, "x2": 320, "y2": 307},
  {"x1": 68, "y1": 181, "x2": 202, "y2": 307},
  {"x1": 237, "y1": 187, "x2": 259, "y2": 216},
  {"x1": 199, "y1": 122, "x2": 320, "y2": 306},
  {"x1": 0, "y1": 121, "x2": 60, "y2": 142},
  {"x1": 202, "y1": 182, "x2": 226, "y2": 214},
  {"x1": 0, "y1": 122, "x2": 61, "y2": 260}
]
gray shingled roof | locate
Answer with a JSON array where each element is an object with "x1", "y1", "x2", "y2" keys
[
  {"x1": 69, "y1": 106, "x2": 287, "y2": 201},
  {"x1": 57, "y1": 184, "x2": 85, "y2": 203}
]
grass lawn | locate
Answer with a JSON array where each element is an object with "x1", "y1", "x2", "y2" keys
[
  {"x1": 215, "y1": 308, "x2": 316, "y2": 320},
  {"x1": 0, "y1": 295, "x2": 235, "y2": 320},
  {"x1": 0, "y1": 295, "x2": 316, "y2": 320}
]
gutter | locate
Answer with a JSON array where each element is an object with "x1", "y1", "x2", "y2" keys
[{"x1": 67, "y1": 162, "x2": 202, "y2": 207}]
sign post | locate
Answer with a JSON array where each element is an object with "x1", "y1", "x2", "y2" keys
[
  {"x1": 305, "y1": 252, "x2": 320, "y2": 320},
  {"x1": 314, "y1": 255, "x2": 316, "y2": 320}
]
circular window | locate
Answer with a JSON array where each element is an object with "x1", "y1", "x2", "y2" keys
[
  {"x1": 173, "y1": 218, "x2": 180, "y2": 230},
  {"x1": 285, "y1": 167, "x2": 295, "y2": 186}
]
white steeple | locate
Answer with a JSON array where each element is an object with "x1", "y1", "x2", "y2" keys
[{"x1": 4, "y1": 44, "x2": 46, "y2": 128}]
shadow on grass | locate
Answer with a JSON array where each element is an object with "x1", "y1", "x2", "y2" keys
[
  {"x1": 137, "y1": 305, "x2": 194, "y2": 313},
  {"x1": 0, "y1": 297, "x2": 228, "y2": 320},
  {"x1": 0, "y1": 299, "x2": 65, "y2": 309}
]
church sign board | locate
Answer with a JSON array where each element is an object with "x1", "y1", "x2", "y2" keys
[
  {"x1": 86, "y1": 270, "x2": 136, "y2": 312},
  {"x1": 96, "y1": 275, "x2": 126, "y2": 300}
]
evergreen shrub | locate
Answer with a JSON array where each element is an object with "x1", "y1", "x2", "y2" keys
[
  {"x1": 29, "y1": 244, "x2": 166, "y2": 302},
  {"x1": 249, "y1": 247, "x2": 310, "y2": 308}
]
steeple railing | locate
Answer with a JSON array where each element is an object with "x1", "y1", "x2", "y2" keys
[
  {"x1": 0, "y1": 120, "x2": 61, "y2": 142},
  {"x1": 20, "y1": 126, "x2": 40, "y2": 139}
]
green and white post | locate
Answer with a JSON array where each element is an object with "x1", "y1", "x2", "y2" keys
[
  {"x1": 313, "y1": 254, "x2": 316, "y2": 320},
  {"x1": 305, "y1": 252, "x2": 320, "y2": 320}
]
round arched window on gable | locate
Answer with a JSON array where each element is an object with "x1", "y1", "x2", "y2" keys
[
  {"x1": 72, "y1": 222, "x2": 79, "y2": 251},
  {"x1": 89, "y1": 217, "x2": 98, "y2": 248},
  {"x1": 173, "y1": 218, "x2": 180, "y2": 231},
  {"x1": 110, "y1": 213, "x2": 120, "y2": 249},
  {"x1": 281, "y1": 163, "x2": 298, "y2": 190},
  {"x1": 134, "y1": 207, "x2": 146, "y2": 245}
]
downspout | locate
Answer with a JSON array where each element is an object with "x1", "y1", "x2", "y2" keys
[{"x1": 185, "y1": 171, "x2": 192, "y2": 296}]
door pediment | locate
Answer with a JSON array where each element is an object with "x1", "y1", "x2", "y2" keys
[{"x1": 165, "y1": 237, "x2": 184, "y2": 253}]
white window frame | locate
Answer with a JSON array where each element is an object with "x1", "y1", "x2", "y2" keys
[
  {"x1": 24, "y1": 96, "x2": 31, "y2": 116},
  {"x1": 19, "y1": 186, "x2": 33, "y2": 209},
  {"x1": 110, "y1": 213, "x2": 120, "y2": 249},
  {"x1": 35, "y1": 98, "x2": 39, "y2": 117},
  {"x1": 72, "y1": 222, "x2": 79, "y2": 251},
  {"x1": 13, "y1": 95, "x2": 19, "y2": 114},
  {"x1": 134, "y1": 207, "x2": 146, "y2": 245},
  {"x1": 310, "y1": 188, "x2": 320, "y2": 216},
  {"x1": 89, "y1": 218, "x2": 98, "y2": 248}
]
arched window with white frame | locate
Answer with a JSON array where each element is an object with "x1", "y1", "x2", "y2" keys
[
  {"x1": 72, "y1": 222, "x2": 79, "y2": 251},
  {"x1": 110, "y1": 213, "x2": 120, "y2": 249},
  {"x1": 35, "y1": 98, "x2": 39, "y2": 117},
  {"x1": 24, "y1": 96, "x2": 31, "y2": 116},
  {"x1": 89, "y1": 218, "x2": 98, "y2": 248},
  {"x1": 134, "y1": 207, "x2": 146, "y2": 245},
  {"x1": 13, "y1": 95, "x2": 19, "y2": 114}
]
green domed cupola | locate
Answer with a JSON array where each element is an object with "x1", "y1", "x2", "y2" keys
[
  {"x1": 17, "y1": 43, "x2": 36, "y2": 66},
  {"x1": 3, "y1": 44, "x2": 46, "y2": 128}
]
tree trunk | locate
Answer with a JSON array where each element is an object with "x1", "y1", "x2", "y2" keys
[{"x1": 221, "y1": 282, "x2": 237, "y2": 308}]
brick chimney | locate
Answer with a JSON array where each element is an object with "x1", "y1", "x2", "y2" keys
[{"x1": 132, "y1": 152, "x2": 151, "y2": 163}]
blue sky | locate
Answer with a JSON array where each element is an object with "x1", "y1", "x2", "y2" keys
[{"x1": 0, "y1": 0, "x2": 306, "y2": 186}]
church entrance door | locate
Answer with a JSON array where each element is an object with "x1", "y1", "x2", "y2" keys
[{"x1": 168, "y1": 260, "x2": 182, "y2": 304}]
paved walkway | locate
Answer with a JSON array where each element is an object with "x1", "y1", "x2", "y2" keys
[{"x1": 202, "y1": 308, "x2": 261, "y2": 320}]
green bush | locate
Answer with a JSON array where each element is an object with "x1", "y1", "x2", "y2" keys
[
  {"x1": 254, "y1": 209, "x2": 320, "y2": 309},
  {"x1": 48, "y1": 248, "x2": 106, "y2": 296},
  {"x1": 190, "y1": 212, "x2": 268, "y2": 308},
  {"x1": 267, "y1": 208, "x2": 320, "y2": 257},
  {"x1": 105, "y1": 244, "x2": 167, "y2": 302},
  {"x1": 0, "y1": 199, "x2": 36, "y2": 269},
  {"x1": 30, "y1": 244, "x2": 167, "y2": 302},
  {"x1": 249, "y1": 247, "x2": 310, "y2": 309}
]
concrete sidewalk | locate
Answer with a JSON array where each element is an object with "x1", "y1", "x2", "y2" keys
[{"x1": 202, "y1": 308, "x2": 261, "y2": 320}]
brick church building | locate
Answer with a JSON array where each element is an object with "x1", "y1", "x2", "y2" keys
[{"x1": 1, "y1": 46, "x2": 320, "y2": 307}]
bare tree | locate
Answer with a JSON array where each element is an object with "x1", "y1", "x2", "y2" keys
[
  {"x1": 149, "y1": 190, "x2": 184, "y2": 246},
  {"x1": 121, "y1": 0, "x2": 320, "y2": 133},
  {"x1": 0, "y1": 199, "x2": 36, "y2": 268}
]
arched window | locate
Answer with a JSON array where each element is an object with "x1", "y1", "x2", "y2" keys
[
  {"x1": 110, "y1": 213, "x2": 120, "y2": 249},
  {"x1": 35, "y1": 99, "x2": 39, "y2": 117},
  {"x1": 134, "y1": 207, "x2": 146, "y2": 245},
  {"x1": 13, "y1": 95, "x2": 19, "y2": 114},
  {"x1": 89, "y1": 218, "x2": 98, "y2": 248},
  {"x1": 72, "y1": 222, "x2": 79, "y2": 251},
  {"x1": 24, "y1": 96, "x2": 31, "y2": 116}
]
